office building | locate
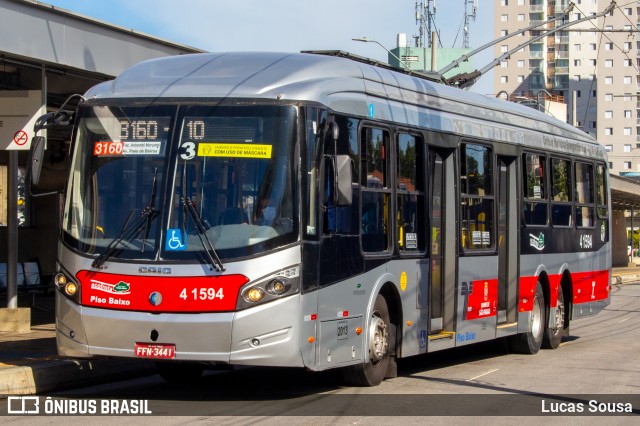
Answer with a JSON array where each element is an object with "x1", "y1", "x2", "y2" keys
[{"x1": 494, "y1": 0, "x2": 638, "y2": 176}]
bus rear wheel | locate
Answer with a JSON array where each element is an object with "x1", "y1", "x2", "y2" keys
[
  {"x1": 156, "y1": 362, "x2": 205, "y2": 384},
  {"x1": 342, "y1": 294, "x2": 391, "y2": 386},
  {"x1": 542, "y1": 284, "x2": 565, "y2": 349},
  {"x1": 510, "y1": 281, "x2": 545, "y2": 354}
]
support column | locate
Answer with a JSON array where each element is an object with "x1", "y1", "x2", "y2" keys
[
  {"x1": 6, "y1": 150, "x2": 18, "y2": 309},
  {"x1": 631, "y1": 207, "x2": 635, "y2": 265},
  {"x1": 0, "y1": 150, "x2": 29, "y2": 332}
]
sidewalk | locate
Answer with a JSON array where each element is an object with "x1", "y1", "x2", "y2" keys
[
  {"x1": 0, "y1": 293, "x2": 155, "y2": 395},
  {"x1": 1, "y1": 266, "x2": 639, "y2": 396}
]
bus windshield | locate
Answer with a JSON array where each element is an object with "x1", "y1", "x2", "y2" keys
[{"x1": 63, "y1": 103, "x2": 298, "y2": 262}]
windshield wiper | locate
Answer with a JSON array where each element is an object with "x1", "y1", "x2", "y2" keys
[
  {"x1": 92, "y1": 171, "x2": 159, "y2": 268},
  {"x1": 91, "y1": 207, "x2": 159, "y2": 268},
  {"x1": 141, "y1": 168, "x2": 159, "y2": 251},
  {"x1": 182, "y1": 196, "x2": 225, "y2": 272}
]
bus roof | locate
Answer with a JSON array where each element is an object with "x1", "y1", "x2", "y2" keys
[{"x1": 85, "y1": 51, "x2": 603, "y2": 159}]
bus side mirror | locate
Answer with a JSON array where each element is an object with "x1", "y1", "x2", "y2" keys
[
  {"x1": 30, "y1": 135, "x2": 46, "y2": 186},
  {"x1": 333, "y1": 154, "x2": 352, "y2": 206}
]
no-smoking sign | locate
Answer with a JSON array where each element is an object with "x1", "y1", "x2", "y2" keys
[
  {"x1": 13, "y1": 130, "x2": 28, "y2": 146},
  {"x1": 1, "y1": 90, "x2": 45, "y2": 150}
]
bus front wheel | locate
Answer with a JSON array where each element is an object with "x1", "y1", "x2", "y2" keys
[
  {"x1": 342, "y1": 294, "x2": 391, "y2": 386},
  {"x1": 510, "y1": 281, "x2": 545, "y2": 355}
]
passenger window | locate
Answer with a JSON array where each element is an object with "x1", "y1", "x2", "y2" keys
[
  {"x1": 574, "y1": 162, "x2": 594, "y2": 228},
  {"x1": 460, "y1": 144, "x2": 494, "y2": 250},
  {"x1": 523, "y1": 153, "x2": 547, "y2": 226},
  {"x1": 361, "y1": 127, "x2": 391, "y2": 253},
  {"x1": 322, "y1": 116, "x2": 359, "y2": 235},
  {"x1": 396, "y1": 133, "x2": 425, "y2": 252},
  {"x1": 596, "y1": 163, "x2": 608, "y2": 219},
  {"x1": 551, "y1": 158, "x2": 572, "y2": 227}
]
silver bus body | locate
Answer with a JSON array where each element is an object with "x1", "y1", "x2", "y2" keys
[{"x1": 54, "y1": 52, "x2": 611, "y2": 378}]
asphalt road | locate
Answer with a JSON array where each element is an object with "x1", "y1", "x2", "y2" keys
[{"x1": 5, "y1": 282, "x2": 640, "y2": 424}]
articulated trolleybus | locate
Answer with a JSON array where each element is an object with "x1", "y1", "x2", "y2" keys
[{"x1": 36, "y1": 51, "x2": 611, "y2": 386}]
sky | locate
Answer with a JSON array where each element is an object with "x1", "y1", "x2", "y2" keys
[{"x1": 41, "y1": 0, "x2": 495, "y2": 94}]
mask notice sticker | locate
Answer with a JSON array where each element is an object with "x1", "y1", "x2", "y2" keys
[{"x1": 197, "y1": 143, "x2": 272, "y2": 159}]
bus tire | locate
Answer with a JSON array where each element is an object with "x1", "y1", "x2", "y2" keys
[
  {"x1": 542, "y1": 284, "x2": 565, "y2": 349},
  {"x1": 156, "y1": 362, "x2": 205, "y2": 383},
  {"x1": 342, "y1": 294, "x2": 391, "y2": 386},
  {"x1": 510, "y1": 281, "x2": 545, "y2": 355}
]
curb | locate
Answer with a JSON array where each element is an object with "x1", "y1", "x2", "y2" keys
[
  {"x1": 612, "y1": 274, "x2": 640, "y2": 285},
  {"x1": 0, "y1": 358, "x2": 155, "y2": 395}
]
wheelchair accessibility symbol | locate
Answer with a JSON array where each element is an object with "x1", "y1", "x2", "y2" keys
[{"x1": 165, "y1": 229, "x2": 186, "y2": 251}]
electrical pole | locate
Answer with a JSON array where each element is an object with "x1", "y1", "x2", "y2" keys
[
  {"x1": 415, "y1": 0, "x2": 437, "y2": 48},
  {"x1": 463, "y1": 0, "x2": 477, "y2": 49}
]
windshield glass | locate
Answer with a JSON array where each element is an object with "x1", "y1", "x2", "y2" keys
[
  {"x1": 63, "y1": 105, "x2": 173, "y2": 258},
  {"x1": 63, "y1": 103, "x2": 298, "y2": 262},
  {"x1": 166, "y1": 105, "x2": 297, "y2": 260}
]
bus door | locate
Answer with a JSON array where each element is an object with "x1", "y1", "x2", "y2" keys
[
  {"x1": 457, "y1": 143, "x2": 499, "y2": 346},
  {"x1": 497, "y1": 156, "x2": 518, "y2": 326},
  {"x1": 429, "y1": 150, "x2": 445, "y2": 333},
  {"x1": 427, "y1": 148, "x2": 456, "y2": 348}
]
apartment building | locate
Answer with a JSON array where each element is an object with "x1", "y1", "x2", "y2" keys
[{"x1": 494, "y1": 0, "x2": 639, "y2": 176}]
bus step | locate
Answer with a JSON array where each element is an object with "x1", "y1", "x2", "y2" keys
[
  {"x1": 497, "y1": 322, "x2": 518, "y2": 329},
  {"x1": 428, "y1": 331, "x2": 455, "y2": 341}
]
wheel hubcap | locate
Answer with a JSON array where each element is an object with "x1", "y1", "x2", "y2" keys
[
  {"x1": 368, "y1": 315, "x2": 388, "y2": 363},
  {"x1": 531, "y1": 295, "x2": 543, "y2": 338},
  {"x1": 553, "y1": 297, "x2": 564, "y2": 333}
]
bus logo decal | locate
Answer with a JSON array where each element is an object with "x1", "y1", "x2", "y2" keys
[
  {"x1": 529, "y1": 233, "x2": 545, "y2": 251},
  {"x1": 90, "y1": 279, "x2": 131, "y2": 295},
  {"x1": 114, "y1": 281, "x2": 130, "y2": 293},
  {"x1": 149, "y1": 291, "x2": 163, "y2": 307}
]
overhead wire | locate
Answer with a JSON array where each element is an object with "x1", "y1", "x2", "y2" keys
[
  {"x1": 567, "y1": 2, "x2": 637, "y2": 130},
  {"x1": 580, "y1": 9, "x2": 604, "y2": 131},
  {"x1": 572, "y1": 2, "x2": 638, "y2": 73}
]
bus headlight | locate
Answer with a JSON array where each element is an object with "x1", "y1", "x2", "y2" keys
[
  {"x1": 265, "y1": 278, "x2": 288, "y2": 295},
  {"x1": 237, "y1": 265, "x2": 300, "y2": 310},
  {"x1": 244, "y1": 287, "x2": 265, "y2": 303},
  {"x1": 54, "y1": 273, "x2": 68, "y2": 287},
  {"x1": 64, "y1": 282, "x2": 78, "y2": 296},
  {"x1": 54, "y1": 271, "x2": 80, "y2": 303}
]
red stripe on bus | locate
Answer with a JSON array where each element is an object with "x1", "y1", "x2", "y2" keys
[
  {"x1": 518, "y1": 270, "x2": 610, "y2": 312},
  {"x1": 570, "y1": 270, "x2": 610, "y2": 304},
  {"x1": 77, "y1": 270, "x2": 249, "y2": 312}
]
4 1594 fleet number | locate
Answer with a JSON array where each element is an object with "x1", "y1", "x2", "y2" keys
[{"x1": 179, "y1": 287, "x2": 224, "y2": 301}]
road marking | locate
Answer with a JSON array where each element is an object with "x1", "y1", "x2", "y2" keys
[
  {"x1": 466, "y1": 368, "x2": 499, "y2": 382},
  {"x1": 618, "y1": 317, "x2": 631, "y2": 324}
]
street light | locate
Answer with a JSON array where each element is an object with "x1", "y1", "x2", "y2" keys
[{"x1": 351, "y1": 37, "x2": 412, "y2": 71}]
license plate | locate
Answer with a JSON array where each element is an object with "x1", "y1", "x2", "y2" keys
[{"x1": 134, "y1": 343, "x2": 176, "y2": 359}]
